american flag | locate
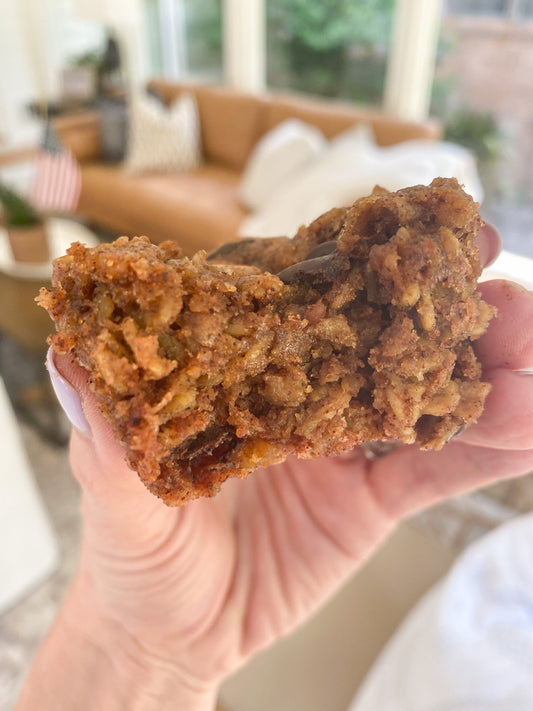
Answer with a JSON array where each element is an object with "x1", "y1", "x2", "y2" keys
[{"x1": 31, "y1": 121, "x2": 81, "y2": 214}]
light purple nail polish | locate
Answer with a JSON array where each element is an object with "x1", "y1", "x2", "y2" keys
[{"x1": 46, "y1": 347, "x2": 91, "y2": 435}]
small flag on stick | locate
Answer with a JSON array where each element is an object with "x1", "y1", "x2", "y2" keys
[{"x1": 31, "y1": 122, "x2": 81, "y2": 214}]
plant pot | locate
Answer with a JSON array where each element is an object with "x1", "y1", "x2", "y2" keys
[
  {"x1": 62, "y1": 65, "x2": 98, "y2": 103},
  {"x1": 7, "y1": 223, "x2": 50, "y2": 264}
]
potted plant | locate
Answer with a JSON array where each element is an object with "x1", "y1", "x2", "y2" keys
[
  {"x1": 0, "y1": 183, "x2": 50, "y2": 263},
  {"x1": 62, "y1": 50, "x2": 102, "y2": 103}
]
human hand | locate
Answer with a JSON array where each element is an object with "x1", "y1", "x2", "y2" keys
[{"x1": 34, "y1": 225, "x2": 533, "y2": 710}]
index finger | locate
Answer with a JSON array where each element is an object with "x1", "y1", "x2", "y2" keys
[
  {"x1": 477, "y1": 223, "x2": 501, "y2": 268},
  {"x1": 474, "y1": 280, "x2": 533, "y2": 371}
]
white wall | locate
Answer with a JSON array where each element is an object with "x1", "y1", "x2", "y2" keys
[
  {"x1": 74, "y1": 0, "x2": 149, "y2": 90},
  {"x1": 106, "y1": 0, "x2": 150, "y2": 90},
  {"x1": 0, "y1": 2, "x2": 41, "y2": 144},
  {"x1": 0, "y1": 0, "x2": 149, "y2": 148}
]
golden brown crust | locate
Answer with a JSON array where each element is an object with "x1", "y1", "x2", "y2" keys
[{"x1": 39, "y1": 178, "x2": 495, "y2": 505}]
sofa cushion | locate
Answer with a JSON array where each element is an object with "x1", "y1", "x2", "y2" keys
[
  {"x1": 263, "y1": 93, "x2": 441, "y2": 146},
  {"x1": 78, "y1": 163, "x2": 247, "y2": 254},
  {"x1": 147, "y1": 80, "x2": 268, "y2": 171},
  {"x1": 196, "y1": 85, "x2": 266, "y2": 170}
]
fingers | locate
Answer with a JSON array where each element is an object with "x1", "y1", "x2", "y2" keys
[
  {"x1": 477, "y1": 223, "x2": 502, "y2": 268},
  {"x1": 475, "y1": 280, "x2": 533, "y2": 371},
  {"x1": 49, "y1": 350, "x2": 176, "y2": 548},
  {"x1": 366, "y1": 440, "x2": 533, "y2": 521},
  {"x1": 46, "y1": 347, "x2": 91, "y2": 436},
  {"x1": 458, "y1": 369, "x2": 533, "y2": 450},
  {"x1": 364, "y1": 262, "x2": 533, "y2": 524},
  {"x1": 51, "y1": 351, "x2": 137, "y2": 492}
]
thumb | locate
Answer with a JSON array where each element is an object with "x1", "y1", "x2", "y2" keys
[{"x1": 47, "y1": 347, "x2": 175, "y2": 547}]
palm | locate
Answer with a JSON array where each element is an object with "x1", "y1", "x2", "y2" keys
[
  {"x1": 76, "y1": 443, "x2": 390, "y2": 682},
  {"x1": 67, "y1": 273, "x2": 533, "y2": 687}
]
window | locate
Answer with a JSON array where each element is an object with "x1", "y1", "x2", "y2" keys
[
  {"x1": 433, "y1": 6, "x2": 533, "y2": 256},
  {"x1": 266, "y1": 0, "x2": 395, "y2": 105},
  {"x1": 144, "y1": 0, "x2": 222, "y2": 82}
]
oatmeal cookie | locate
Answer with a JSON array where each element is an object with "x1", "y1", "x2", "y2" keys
[{"x1": 39, "y1": 178, "x2": 495, "y2": 505}]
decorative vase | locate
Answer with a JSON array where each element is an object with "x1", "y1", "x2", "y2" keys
[{"x1": 7, "y1": 223, "x2": 50, "y2": 264}]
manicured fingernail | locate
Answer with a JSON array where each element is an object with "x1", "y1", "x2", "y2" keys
[
  {"x1": 46, "y1": 347, "x2": 91, "y2": 435},
  {"x1": 478, "y1": 223, "x2": 502, "y2": 268}
]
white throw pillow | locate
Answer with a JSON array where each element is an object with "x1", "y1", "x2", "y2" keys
[
  {"x1": 125, "y1": 92, "x2": 201, "y2": 174},
  {"x1": 239, "y1": 119, "x2": 327, "y2": 212},
  {"x1": 239, "y1": 122, "x2": 484, "y2": 239},
  {"x1": 239, "y1": 122, "x2": 376, "y2": 238}
]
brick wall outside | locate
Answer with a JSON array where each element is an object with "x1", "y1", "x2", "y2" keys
[{"x1": 436, "y1": 15, "x2": 533, "y2": 202}]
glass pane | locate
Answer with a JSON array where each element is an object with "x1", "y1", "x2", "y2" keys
[
  {"x1": 184, "y1": 0, "x2": 223, "y2": 82},
  {"x1": 432, "y1": 10, "x2": 533, "y2": 257},
  {"x1": 143, "y1": 0, "x2": 222, "y2": 82},
  {"x1": 266, "y1": 0, "x2": 395, "y2": 105}
]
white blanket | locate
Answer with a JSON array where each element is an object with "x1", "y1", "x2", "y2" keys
[{"x1": 349, "y1": 513, "x2": 533, "y2": 711}]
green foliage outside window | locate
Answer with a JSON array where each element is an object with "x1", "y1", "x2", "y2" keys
[
  {"x1": 267, "y1": 0, "x2": 394, "y2": 102},
  {"x1": 185, "y1": 0, "x2": 223, "y2": 80},
  {"x1": 268, "y1": 0, "x2": 394, "y2": 51},
  {"x1": 444, "y1": 109, "x2": 502, "y2": 164}
]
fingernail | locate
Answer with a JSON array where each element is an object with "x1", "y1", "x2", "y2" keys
[
  {"x1": 478, "y1": 223, "x2": 502, "y2": 268},
  {"x1": 46, "y1": 347, "x2": 91, "y2": 435}
]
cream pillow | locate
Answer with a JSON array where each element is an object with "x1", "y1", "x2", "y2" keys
[
  {"x1": 239, "y1": 119, "x2": 326, "y2": 212},
  {"x1": 125, "y1": 92, "x2": 201, "y2": 174},
  {"x1": 240, "y1": 123, "x2": 376, "y2": 238}
]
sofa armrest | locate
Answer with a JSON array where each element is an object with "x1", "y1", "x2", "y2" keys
[{"x1": 52, "y1": 111, "x2": 102, "y2": 163}]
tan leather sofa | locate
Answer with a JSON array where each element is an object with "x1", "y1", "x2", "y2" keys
[{"x1": 54, "y1": 79, "x2": 441, "y2": 256}]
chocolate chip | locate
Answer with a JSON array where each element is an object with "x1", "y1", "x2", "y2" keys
[
  {"x1": 207, "y1": 239, "x2": 256, "y2": 261},
  {"x1": 304, "y1": 240, "x2": 338, "y2": 260},
  {"x1": 277, "y1": 252, "x2": 341, "y2": 286}
]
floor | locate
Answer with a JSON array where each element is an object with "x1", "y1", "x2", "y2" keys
[{"x1": 0, "y1": 418, "x2": 80, "y2": 711}]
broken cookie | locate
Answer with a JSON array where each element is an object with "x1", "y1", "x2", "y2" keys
[{"x1": 39, "y1": 178, "x2": 495, "y2": 505}]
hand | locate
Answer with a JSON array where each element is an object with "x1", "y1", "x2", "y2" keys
[{"x1": 19, "y1": 225, "x2": 533, "y2": 711}]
